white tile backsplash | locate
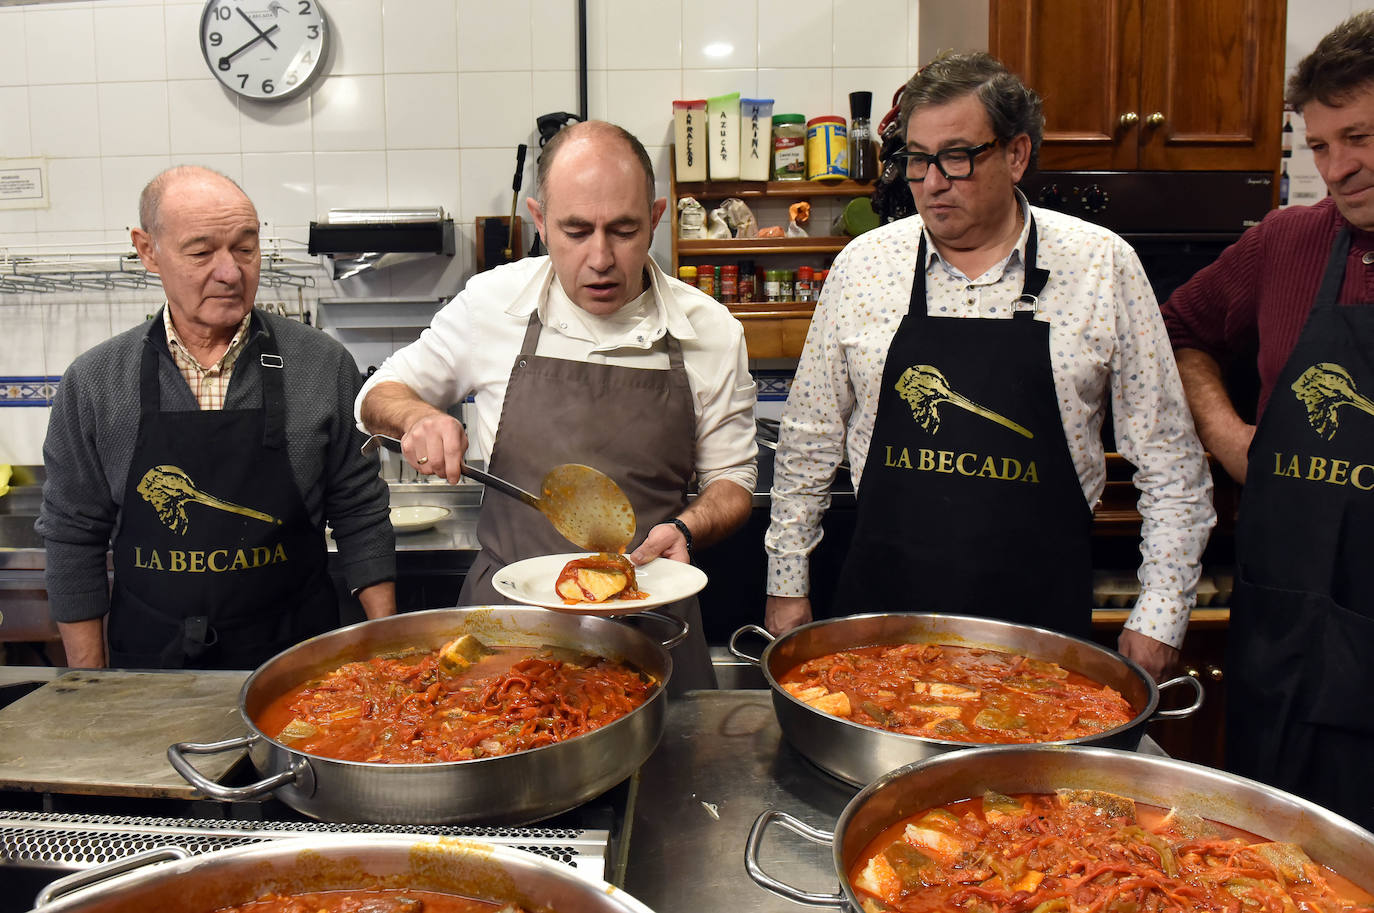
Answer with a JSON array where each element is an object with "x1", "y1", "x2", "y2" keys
[
  {"x1": 0, "y1": 407, "x2": 53, "y2": 467},
  {"x1": 604, "y1": 0, "x2": 682, "y2": 70},
  {"x1": 457, "y1": 72, "x2": 534, "y2": 149},
  {"x1": 386, "y1": 73, "x2": 461, "y2": 150},
  {"x1": 758, "y1": 0, "x2": 834, "y2": 68},
  {"x1": 34, "y1": 157, "x2": 104, "y2": 233},
  {"x1": 0, "y1": 88, "x2": 33, "y2": 159},
  {"x1": 94, "y1": 4, "x2": 167, "y2": 83},
  {"x1": 100, "y1": 155, "x2": 171, "y2": 233},
  {"x1": 314, "y1": 150, "x2": 389, "y2": 211},
  {"x1": 605, "y1": 69, "x2": 682, "y2": 146},
  {"x1": 326, "y1": 0, "x2": 385, "y2": 75},
  {"x1": 29, "y1": 83, "x2": 101, "y2": 158},
  {"x1": 683, "y1": 0, "x2": 758, "y2": 69},
  {"x1": 164, "y1": 4, "x2": 209, "y2": 82},
  {"x1": 242, "y1": 151, "x2": 316, "y2": 226},
  {"x1": 758, "y1": 66, "x2": 834, "y2": 117},
  {"x1": 456, "y1": 0, "x2": 534, "y2": 73},
  {"x1": 25, "y1": 7, "x2": 97, "y2": 86},
  {"x1": 0, "y1": 10, "x2": 30, "y2": 87},
  {"x1": 98, "y1": 82, "x2": 171, "y2": 157},
  {"x1": 531, "y1": 0, "x2": 579, "y2": 71},
  {"x1": 169, "y1": 80, "x2": 242, "y2": 155},
  {"x1": 386, "y1": 148, "x2": 461, "y2": 215},
  {"x1": 240, "y1": 92, "x2": 313, "y2": 153},
  {"x1": 381, "y1": 0, "x2": 459, "y2": 74},
  {"x1": 833, "y1": 0, "x2": 909, "y2": 66},
  {"x1": 312, "y1": 75, "x2": 387, "y2": 152}
]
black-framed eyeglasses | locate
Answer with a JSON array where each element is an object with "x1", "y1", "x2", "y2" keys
[{"x1": 894, "y1": 139, "x2": 1001, "y2": 181}]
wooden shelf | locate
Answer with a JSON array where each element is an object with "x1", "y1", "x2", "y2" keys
[
  {"x1": 675, "y1": 178, "x2": 877, "y2": 199},
  {"x1": 678, "y1": 237, "x2": 849, "y2": 256}
]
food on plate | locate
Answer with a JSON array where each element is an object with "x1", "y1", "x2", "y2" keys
[
  {"x1": 555, "y1": 552, "x2": 647, "y2": 604},
  {"x1": 256, "y1": 634, "x2": 655, "y2": 763},
  {"x1": 214, "y1": 892, "x2": 532, "y2": 913},
  {"x1": 778, "y1": 643, "x2": 1135, "y2": 743},
  {"x1": 850, "y1": 789, "x2": 1374, "y2": 913}
]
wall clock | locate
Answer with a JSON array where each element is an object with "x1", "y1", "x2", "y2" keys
[{"x1": 200, "y1": 0, "x2": 329, "y2": 102}]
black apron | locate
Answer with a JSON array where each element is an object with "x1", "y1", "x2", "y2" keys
[
  {"x1": 106, "y1": 314, "x2": 338, "y2": 670},
  {"x1": 1227, "y1": 227, "x2": 1374, "y2": 831},
  {"x1": 835, "y1": 220, "x2": 1094, "y2": 639},
  {"x1": 458, "y1": 308, "x2": 717, "y2": 693}
]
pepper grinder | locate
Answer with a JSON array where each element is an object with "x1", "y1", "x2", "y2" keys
[{"x1": 848, "y1": 91, "x2": 879, "y2": 183}]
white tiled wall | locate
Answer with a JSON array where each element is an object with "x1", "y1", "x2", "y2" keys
[{"x1": 0, "y1": 0, "x2": 1351, "y2": 466}]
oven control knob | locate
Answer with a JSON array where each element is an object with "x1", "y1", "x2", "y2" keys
[
  {"x1": 1035, "y1": 184, "x2": 1063, "y2": 209},
  {"x1": 1081, "y1": 184, "x2": 1110, "y2": 214}
]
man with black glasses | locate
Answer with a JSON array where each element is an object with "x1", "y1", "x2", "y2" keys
[{"x1": 762, "y1": 52, "x2": 1214, "y2": 680}]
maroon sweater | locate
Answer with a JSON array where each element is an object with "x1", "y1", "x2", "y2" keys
[{"x1": 1161, "y1": 197, "x2": 1374, "y2": 417}]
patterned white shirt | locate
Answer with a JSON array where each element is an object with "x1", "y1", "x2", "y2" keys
[{"x1": 765, "y1": 196, "x2": 1216, "y2": 648}]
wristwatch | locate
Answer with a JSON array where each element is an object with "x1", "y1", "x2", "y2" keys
[{"x1": 666, "y1": 517, "x2": 694, "y2": 555}]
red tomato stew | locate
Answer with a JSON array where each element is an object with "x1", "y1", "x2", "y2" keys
[
  {"x1": 777, "y1": 643, "x2": 1135, "y2": 743},
  {"x1": 214, "y1": 890, "x2": 529, "y2": 913},
  {"x1": 850, "y1": 790, "x2": 1374, "y2": 913},
  {"x1": 256, "y1": 637, "x2": 656, "y2": 763}
]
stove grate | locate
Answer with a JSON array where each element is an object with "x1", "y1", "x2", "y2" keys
[{"x1": 0, "y1": 811, "x2": 608, "y2": 878}]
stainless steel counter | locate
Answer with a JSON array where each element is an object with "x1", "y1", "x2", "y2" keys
[{"x1": 624, "y1": 690, "x2": 1167, "y2": 913}]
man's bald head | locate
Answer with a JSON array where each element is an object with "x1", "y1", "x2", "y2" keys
[
  {"x1": 535, "y1": 121, "x2": 656, "y2": 212},
  {"x1": 139, "y1": 166, "x2": 253, "y2": 241}
]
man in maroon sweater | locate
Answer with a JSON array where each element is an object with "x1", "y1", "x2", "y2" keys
[{"x1": 1161, "y1": 11, "x2": 1374, "y2": 829}]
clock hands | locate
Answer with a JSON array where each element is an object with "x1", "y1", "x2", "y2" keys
[
  {"x1": 236, "y1": 6, "x2": 279, "y2": 50},
  {"x1": 218, "y1": 22, "x2": 281, "y2": 71}
]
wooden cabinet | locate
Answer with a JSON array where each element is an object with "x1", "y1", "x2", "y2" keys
[
  {"x1": 989, "y1": 0, "x2": 1285, "y2": 171},
  {"x1": 669, "y1": 156, "x2": 875, "y2": 358}
]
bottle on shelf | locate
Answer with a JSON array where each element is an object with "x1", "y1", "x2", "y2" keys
[{"x1": 848, "y1": 91, "x2": 879, "y2": 183}]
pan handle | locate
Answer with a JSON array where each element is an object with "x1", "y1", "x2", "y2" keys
[
  {"x1": 744, "y1": 809, "x2": 848, "y2": 908},
  {"x1": 167, "y1": 734, "x2": 313, "y2": 800},
  {"x1": 33, "y1": 846, "x2": 192, "y2": 906},
  {"x1": 728, "y1": 623, "x2": 773, "y2": 665},
  {"x1": 1148, "y1": 674, "x2": 1205, "y2": 721},
  {"x1": 615, "y1": 610, "x2": 689, "y2": 650}
]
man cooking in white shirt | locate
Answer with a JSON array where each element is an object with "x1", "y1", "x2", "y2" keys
[
  {"x1": 357, "y1": 121, "x2": 758, "y2": 692},
  {"x1": 763, "y1": 52, "x2": 1214, "y2": 680}
]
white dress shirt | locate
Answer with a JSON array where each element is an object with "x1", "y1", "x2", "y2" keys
[
  {"x1": 765, "y1": 197, "x2": 1215, "y2": 648},
  {"x1": 357, "y1": 256, "x2": 758, "y2": 494}
]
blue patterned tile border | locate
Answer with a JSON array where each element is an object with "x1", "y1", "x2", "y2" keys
[
  {"x1": 756, "y1": 370, "x2": 793, "y2": 402},
  {"x1": 0, "y1": 377, "x2": 59, "y2": 407}
]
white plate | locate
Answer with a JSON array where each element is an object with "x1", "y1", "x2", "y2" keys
[
  {"x1": 390, "y1": 504, "x2": 451, "y2": 534},
  {"x1": 492, "y1": 552, "x2": 707, "y2": 615}
]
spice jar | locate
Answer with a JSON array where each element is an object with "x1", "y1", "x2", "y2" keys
[
  {"x1": 678, "y1": 265, "x2": 698, "y2": 284},
  {"x1": 806, "y1": 115, "x2": 849, "y2": 182},
  {"x1": 779, "y1": 269, "x2": 795, "y2": 301},
  {"x1": 764, "y1": 270, "x2": 783, "y2": 302},
  {"x1": 697, "y1": 269, "x2": 715, "y2": 298},
  {"x1": 772, "y1": 114, "x2": 806, "y2": 181},
  {"x1": 796, "y1": 266, "x2": 814, "y2": 302},
  {"x1": 720, "y1": 264, "x2": 739, "y2": 303}
]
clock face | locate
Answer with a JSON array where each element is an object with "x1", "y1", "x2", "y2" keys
[{"x1": 200, "y1": 0, "x2": 328, "y2": 102}]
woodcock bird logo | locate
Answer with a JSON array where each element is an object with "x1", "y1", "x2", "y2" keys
[
  {"x1": 1291, "y1": 363, "x2": 1374, "y2": 440},
  {"x1": 136, "y1": 465, "x2": 281, "y2": 535},
  {"x1": 894, "y1": 365, "x2": 1033, "y2": 438}
]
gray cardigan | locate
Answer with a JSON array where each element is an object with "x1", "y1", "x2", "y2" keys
[{"x1": 37, "y1": 309, "x2": 395, "y2": 623}]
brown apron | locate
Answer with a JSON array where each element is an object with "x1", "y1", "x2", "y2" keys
[{"x1": 459, "y1": 310, "x2": 717, "y2": 693}]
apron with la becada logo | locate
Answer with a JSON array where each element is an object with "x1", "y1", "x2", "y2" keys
[
  {"x1": 106, "y1": 315, "x2": 338, "y2": 670},
  {"x1": 834, "y1": 221, "x2": 1094, "y2": 638},
  {"x1": 1227, "y1": 227, "x2": 1374, "y2": 830},
  {"x1": 458, "y1": 310, "x2": 717, "y2": 692}
]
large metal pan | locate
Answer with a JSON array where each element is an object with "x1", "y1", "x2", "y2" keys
[
  {"x1": 745, "y1": 745, "x2": 1374, "y2": 909},
  {"x1": 729, "y1": 612, "x2": 1202, "y2": 786},
  {"x1": 30, "y1": 834, "x2": 658, "y2": 913},
  {"x1": 169, "y1": 605, "x2": 684, "y2": 824}
]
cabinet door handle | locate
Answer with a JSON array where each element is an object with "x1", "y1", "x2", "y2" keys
[
  {"x1": 1146, "y1": 112, "x2": 1166, "y2": 127},
  {"x1": 1119, "y1": 112, "x2": 1139, "y2": 127}
]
